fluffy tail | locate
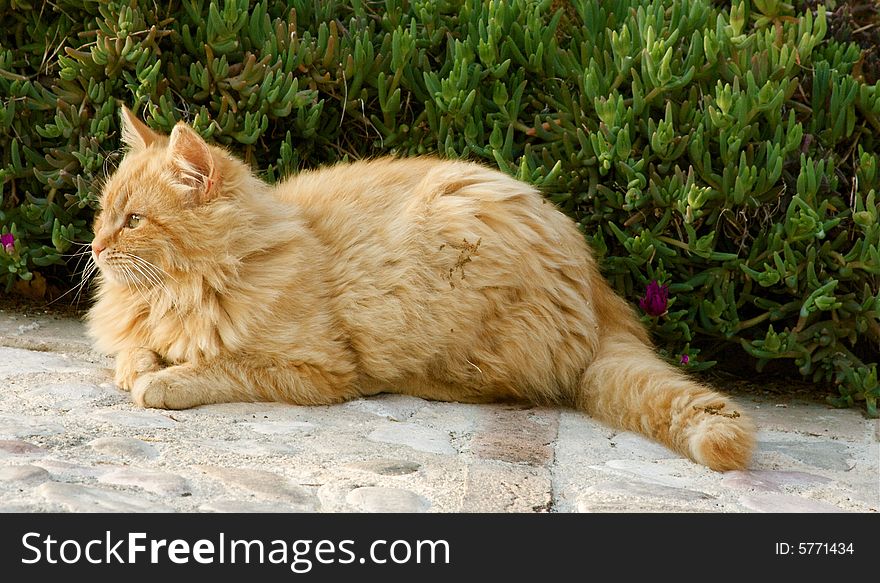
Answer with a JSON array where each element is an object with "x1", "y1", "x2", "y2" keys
[{"x1": 574, "y1": 333, "x2": 755, "y2": 471}]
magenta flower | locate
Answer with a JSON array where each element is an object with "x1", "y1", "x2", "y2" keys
[
  {"x1": 680, "y1": 354, "x2": 690, "y2": 365},
  {"x1": 639, "y1": 280, "x2": 669, "y2": 317},
  {"x1": 1, "y1": 233, "x2": 13, "y2": 253}
]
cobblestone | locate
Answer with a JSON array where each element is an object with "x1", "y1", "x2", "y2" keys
[
  {"x1": 367, "y1": 422, "x2": 457, "y2": 454},
  {"x1": 0, "y1": 310, "x2": 876, "y2": 513},
  {"x1": 88, "y1": 436, "x2": 159, "y2": 459},
  {"x1": 345, "y1": 486, "x2": 431, "y2": 512},
  {"x1": 0, "y1": 464, "x2": 51, "y2": 485},
  {"x1": 98, "y1": 468, "x2": 191, "y2": 496},
  {"x1": 0, "y1": 439, "x2": 47, "y2": 456},
  {"x1": 346, "y1": 458, "x2": 421, "y2": 476},
  {"x1": 35, "y1": 482, "x2": 174, "y2": 512},
  {"x1": 0, "y1": 415, "x2": 65, "y2": 438}
]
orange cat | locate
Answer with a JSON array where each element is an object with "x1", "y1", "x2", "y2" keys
[{"x1": 86, "y1": 106, "x2": 755, "y2": 471}]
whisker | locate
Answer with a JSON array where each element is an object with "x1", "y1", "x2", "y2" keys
[
  {"x1": 121, "y1": 263, "x2": 152, "y2": 309},
  {"x1": 75, "y1": 254, "x2": 98, "y2": 282},
  {"x1": 68, "y1": 249, "x2": 187, "y2": 328},
  {"x1": 62, "y1": 250, "x2": 92, "y2": 258},
  {"x1": 46, "y1": 256, "x2": 99, "y2": 308},
  {"x1": 124, "y1": 260, "x2": 155, "y2": 293},
  {"x1": 57, "y1": 236, "x2": 91, "y2": 264},
  {"x1": 57, "y1": 234, "x2": 89, "y2": 245},
  {"x1": 126, "y1": 254, "x2": 161, "y2": 280},
  {"x1": 125, "y1": 254, "x2": 180, "y2": 307},
  {"x1": 127, "y1": 260, "x2": 162, "y2": 292},
  {"x1": 46, "y1": 277, "x2": 89, "y2": 307},
  {"x1": 126, "y1": 253, "x2": 179, "y2": 285},
  {"x1": 66, "y1": 249, "x2": 93, "y2": 277},
  {"x1": 73, "y1": 261, "x2": 100, "y2": 308},
  {"x1": 126, "y1": 255, "x2": 170, "y2": 295},
  {"x1": 124, "y1": 255, "x2": 185, "y2": 327},
  {"x1": 54, "y1": 235, "x2": 97, "y2": 288}
]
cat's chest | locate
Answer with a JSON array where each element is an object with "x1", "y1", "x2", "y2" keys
[{"x1": 147, "y1": 308, "x2": 222, "y2": 364}]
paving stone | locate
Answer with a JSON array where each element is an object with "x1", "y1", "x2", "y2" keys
[
  {"x1": 551, "y1": 411, "x2": 627, "y2": 512},
  {"x1": 0, "y1": 503, "x2": 40, "y2": 512},
  {"x1": 470, "y1": 407, "x2": 558, "y2": 465},
  {"x1": 35, "y1": 459, "x2": 113, "y2": 480},
  {"x1": 577, "y1": 498, "x2": 708, "y2": 513},
  {"x1": 738, "y1": 492, "x2": 848, "y2": 513},
  {"x1": 758, "y1": 439, "x2": 852, "y2": 471},
  {"x1": 1, "y1": 310, "x2": 877, "y2": 514},
  {"x1": 190, "y1": 402, "x2": 302, "y2": 417},
  {"x1": 0, "y1": 415, "x2": 64, "y2": 438},
  {"x1": 196, "y1": 439, "x2": 298, "y2": 456},
  {"x1": 461, "y1": 463, "x2": 552, "y2": 512},
  {"x1": 345, "y1": 486, "x2": 431, "y2": 512},
  {"x1": 576, "y1": 479, "x2": 716, "y2": 513},
  {"x1": 0, "y1": 346, "x2": 89, "y2": 378},
  {"x1": 36, "y1": 481, "x2": 172, "y2": 512},
  {"x1": 744, "y1": 400, "x2": 873, "y2": 441},
  {"x1": 0, "y1": 313, "x2": 95, "y2": 355},
  {"x1": 343, "y1": 395, "x2": 427, "y2": 421},
  {"x1": 29, "y1": 382, "x2": 121, "y2": 409},
  {"x1": 0, "y1": 464, "x2": 51, "y2": 485},
  {"x1": 88, "y1": 436, "x2": 159, "y2": 459},
  {"x1": 0, "y1": 439, "x2": 47, "y2": 456},
  {"x1": 199, "y1": 500, "x2": 307, "y2": 513},
  {"x1": 609, "y1": 432, "x2": 679, "y2": 460},
  {"x1": 92, "y1": 410, "x2": 178, "y2": 429},
  {"x1": 242, "y1": 421, "x2": 317, "y2": 435},
  {"x1": 346, "y1": 458, "x2": 421, "y2": 476},
  {"x1": 198, "y1": 465, "x2": 318, "y2": 509},
  {"x1": 411, "y1": 403, "x2": 482, "y2": 436},
  {"x1": 99, "y1": 467, "x2": 191, "y2": 496},
  {"x1": 367, "y1": 422, "x2": 456, "y2": 454},
  {"x1": 592, "y1": 459, "x2": 702, "y2": 489},
  {"x1": 721, "y1": 470, "x2": 833, "y2": 492}
]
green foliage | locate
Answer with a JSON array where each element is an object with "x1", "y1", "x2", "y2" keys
[{"x1": 0, "y1": 0, "x2": 877, "y2": 415}]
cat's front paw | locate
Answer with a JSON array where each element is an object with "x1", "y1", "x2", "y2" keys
[
  {"x1": 132, "y1": 372, "x2": 168, "y2": 409},
  {"x1": 115, "y1": 348, "x2": 162, "y2": 391},
  {"x1": 132, "y1": 370, "x2": 191, "y2": 410}
]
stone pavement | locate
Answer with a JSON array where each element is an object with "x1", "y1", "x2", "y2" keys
[{"x1": 0, "y1": 306, "x2": 877, "y2": 513}]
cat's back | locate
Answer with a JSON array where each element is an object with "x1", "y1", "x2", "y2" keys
[
  {"x1": 275, "y1": 155, "x2": 579, "y2": 257},
  {"x1": 276, "y1": 156, "x2": 446, "y2": 219},
  {"x1": 270, "y1": 156, "x2": 606, "y2": 398},
  {"x1": 274, "y1": 156, "x2": 592, "y2": 299}
]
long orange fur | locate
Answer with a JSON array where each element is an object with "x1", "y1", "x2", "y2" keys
[{"x1": 86, "y1": 107, "x2": 755, "y2": 471}]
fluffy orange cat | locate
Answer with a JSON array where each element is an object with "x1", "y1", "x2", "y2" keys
[{"x1": 86, "y1": 106, "x2": 755, "y2": 471}]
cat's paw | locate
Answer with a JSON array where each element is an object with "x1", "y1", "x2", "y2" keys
[
  {"x1": 132, "y1": 372, "x2": 166, "y2": 408},
  {"x1": 114, "y1": 348, "x2": 162, "y2": 391},
  {"x1": 131, "y1": 371, "x2": 185, "y2": 409},
  {"x1": 686, "y1": 399, "x2": 756, "y2": 471}
]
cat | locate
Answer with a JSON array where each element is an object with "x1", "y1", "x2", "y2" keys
[{"x1": 86, "y1": 106, "x2": 755, "y2": 471}]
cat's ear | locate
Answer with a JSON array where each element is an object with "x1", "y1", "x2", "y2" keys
[
  {"x1": 167, "y1": 122, "x2": 216, "y2": 203},
  {"x1": 119, "y1": 106, "x2": 159, "y2": 152}
]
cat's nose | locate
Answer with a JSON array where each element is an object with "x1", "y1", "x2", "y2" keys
[{"x1": 91, "y1": 241, "x2": 106, "y2": 257}]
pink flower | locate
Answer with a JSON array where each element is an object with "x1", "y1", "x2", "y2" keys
[
  {"x1": 1, "y1": 233, "x2": 13, "y2": 253},
  {"x1": 639, "y1": 280, "x2": 669, "y2": 317},
  {"x1": 680, "y1": 354, "x2": 690, "y2": 365}
]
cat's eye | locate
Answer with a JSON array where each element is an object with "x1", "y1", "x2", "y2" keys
[{"x1": 125, "y1": 214, "x2": 143, "y2": 229}]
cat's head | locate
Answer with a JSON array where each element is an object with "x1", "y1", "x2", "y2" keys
[{"x1": 91, "y1": 106, "x2": 245, "y2": 288}]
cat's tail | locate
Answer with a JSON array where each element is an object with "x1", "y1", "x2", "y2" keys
[{"x1": 573, "y1": 332, "x2": 756, "y2": 471}]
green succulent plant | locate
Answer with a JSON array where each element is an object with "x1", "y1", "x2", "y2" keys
[{"x1": 0, "y1": 0, "x2": 877, "y2": 416}]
